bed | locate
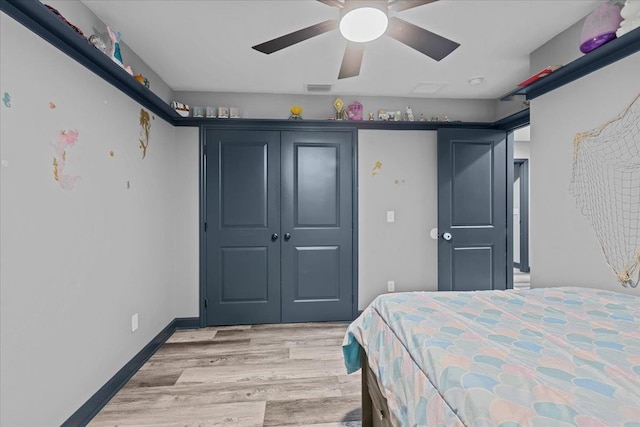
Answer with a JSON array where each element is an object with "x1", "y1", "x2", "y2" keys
[{"x1": 342, "y1": 287, "x2": 640, "y2": 427}]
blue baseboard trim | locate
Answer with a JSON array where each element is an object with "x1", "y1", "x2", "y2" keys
[
  {"x1": 61, "y1": 316, "x2": 199, "y2": 427},
  {"x1": 173, "y1": 316, "x2": 201, "y2": 330}
]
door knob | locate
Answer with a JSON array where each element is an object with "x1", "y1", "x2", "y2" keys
[
  {"x1": 284, "y1": 232, "x2": 291, "y2": 241},
  {"x1": 441, "y1": 232, "x2": 452, "y2": 241},
  {"x1": 271, "y1": 233, "x2": 279, "y2": 242}
]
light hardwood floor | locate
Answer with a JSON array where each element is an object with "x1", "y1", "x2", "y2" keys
[{"x1": 90, "y1": 323, "x2": 362, "y2": 427}]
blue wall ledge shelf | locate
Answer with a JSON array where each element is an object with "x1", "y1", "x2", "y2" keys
[{"x1": 501, "y1": 27, "x2": 640, "y2": 101}]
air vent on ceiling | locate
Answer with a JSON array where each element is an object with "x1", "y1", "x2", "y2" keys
[
  {"x1": 305, "y1": 83, "x2": 333, "y2": 93},
  {"x1": 411, "y1": 82, "x2": 447, "y2": 95}
]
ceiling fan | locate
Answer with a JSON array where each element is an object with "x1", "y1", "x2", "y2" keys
[{"x1": 251, "y1": 0, "x2": 460, "y2": 79}]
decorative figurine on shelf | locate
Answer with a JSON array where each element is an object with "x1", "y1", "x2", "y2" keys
[
  {"x1": 333, "y1": 98, "x2": 345, "y2": 120},
  {"x1": 289, "y1": 105, "x2": 303, "y2": 120},
  {"x1": 170, "y1": 101, "x2": 190, "y2": 117},
  {"x1": 134, "y1": 74, "x2": 150, "y2": 89},
  {"x1": 617, "y1": 0, "x2": 640, "y2": 38},
  {"x1": 347, "y1": 101, "x2": 363, "y2": 121},
  {"x1": 107, "y1": 26, "x2": 123, "y2": 63},
  {"x1": 368, "y1": 112, "x2": 374, "y2": 121},
  {"x1": 419, "y1": 113, "x2": 426, "y2": 122},
  {"x1": 107, "y1": 26, "x2": 133, "y2": 75},
  {"x1": 405, "y1": 105, "x2": 415, "y2": 122},
  {"x1": 88, "y1": 34, "x2": 107, "y2": 54}
]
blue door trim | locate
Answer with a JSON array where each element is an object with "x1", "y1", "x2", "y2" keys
[{"x1": 514, "y1": 158, "x2": 530, "y2": 273}]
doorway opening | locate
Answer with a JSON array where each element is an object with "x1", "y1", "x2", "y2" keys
[{"x1": 513, "y1": 126, "x2": 530, "y2": 289}]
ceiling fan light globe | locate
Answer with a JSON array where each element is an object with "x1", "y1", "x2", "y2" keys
[{"x1": 339, "y1": 7, "x2": 388, "y2": 43}]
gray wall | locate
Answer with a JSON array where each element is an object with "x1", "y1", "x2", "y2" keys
[
  {"x1": 0, "y1": 8, "x2": 185, "y2": 425},
  {"x1": 530, "y1": 48, "x2": 640, "y2": 295},
  {"x1": 357, "y1": 130, "x2": 438, "y2": 309},
  {"x1": 173, "y1": 127, "x2": 200, "y2": 316},
  {"x1": 530, "y1": 19, "x2": 585, "y2": 76}
]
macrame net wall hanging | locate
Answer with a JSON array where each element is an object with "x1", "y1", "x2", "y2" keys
[{"x1": 570, "y1": 93, "x2": 640, "y2": 288}]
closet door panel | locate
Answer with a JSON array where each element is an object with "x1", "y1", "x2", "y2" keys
[
  {"x1": 204, "y1": 129, "x2": 281, "y2": 325},
  {"x1": 280, "y1": 131, "x2": 353, "y2": 322}
]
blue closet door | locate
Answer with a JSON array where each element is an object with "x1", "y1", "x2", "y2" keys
[
  {"x1": 280, "y1": 131, "x2": 353, "y2": 322},
  {"x1": 204, "y1": 129, "x2": 281, "y2": 325}
]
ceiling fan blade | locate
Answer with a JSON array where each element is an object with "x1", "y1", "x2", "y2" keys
[
  {"x1": 388, "y1": 0, "x2": 439, "y2": 12},
  {"x1": 316, "y1": 0, "x2": 345, "y2": 8},
  {"x1": 252, "y1": 20, "x2": 338, "y2": 54},
  {"x1": 386, "y1": 17, "x2": 459, "y2": 61},
  {"x1": 338, "y1": 42, "x2": 365, "y2": 79}
]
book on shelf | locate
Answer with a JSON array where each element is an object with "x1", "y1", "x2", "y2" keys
[{"x1": 517, "y1": 65, "x2": 563, "y2": 87}]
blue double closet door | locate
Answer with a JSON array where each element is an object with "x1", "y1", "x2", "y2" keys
[{"x1": 203, "y1": 129, "x2": 354, "y2": 326}]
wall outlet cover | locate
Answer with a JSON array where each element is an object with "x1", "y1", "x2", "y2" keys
[
  {"x1": 386, "y1": 210, "x2": 395, "y2": 223},
  {"x1": 387, "y1": 280, "x2": 395, "y2": 292},
  {"x1": 131, "y1": 313, "x2": 138, "y2": 332}
]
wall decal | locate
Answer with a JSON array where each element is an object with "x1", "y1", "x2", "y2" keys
[
  {"x1": 48, "y1": 102, "x2": 56, "y2": 109},
  {"x1": 372, "y1": 161, "x2": 382, "y2": 177},
  {"x1": 2, "y1": 92, "x2": 11, "y2": 108},
  {"x1": 51, "y1": 130, "x2": 80, "y2": 190},
  {"x1": 138, "y1": 108, "x2": 153, "y2": 159},
  {"x1": 109, "y1": 150, "x2": 115, "y2": 157},
  {"x1": 570, "y1": 93, "x2": 640, "y2": 288}
]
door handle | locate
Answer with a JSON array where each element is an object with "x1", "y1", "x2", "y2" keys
[
  {"x1": 284, "y1": 232, "x2": 291, "y2": 241},
  {"x1": 441, "y1": 232, "x2": 452, "y2": 241},
  {"x1": 271, "y1": 233, "x2": 279, "y2": 242}
]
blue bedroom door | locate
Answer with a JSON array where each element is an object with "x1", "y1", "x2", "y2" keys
[{"x1": 437, "y1": 129, "x2": 509, "y2": 291}]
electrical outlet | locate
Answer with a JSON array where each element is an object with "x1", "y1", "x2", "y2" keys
[
  {"x1": 386, "y1": 210, "x2": 395, "y2": 223},
  {"x1": 387, "y1": 280, "x2": 395, "y2": 292},
  {"x1": 131, "y1": 313, "x2": 138, "y2": 332}
]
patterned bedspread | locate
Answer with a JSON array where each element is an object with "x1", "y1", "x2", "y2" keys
[{"x1": 343, "y1": 287, "x2": 640, "y2": 427}]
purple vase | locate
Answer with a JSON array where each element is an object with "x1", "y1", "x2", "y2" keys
[{"x1": 579, "y1": 4, "x2": 623, "y2": 53}]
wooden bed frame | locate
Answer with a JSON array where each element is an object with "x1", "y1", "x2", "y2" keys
[{"x1": 360, "y1": 345, "x2": 394, "y2": 427}]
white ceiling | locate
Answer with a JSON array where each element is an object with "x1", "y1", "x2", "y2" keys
[{"x1": 81, "y1": 0, "x2": 603, "y2": 99}]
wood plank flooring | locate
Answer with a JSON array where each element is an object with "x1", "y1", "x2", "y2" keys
[{"x1": 90, "y1": 322, "x2": 362, "y2": 427}]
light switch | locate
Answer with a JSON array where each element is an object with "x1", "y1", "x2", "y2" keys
[{"x1": 386, "y1": 210, "x2": 395, "y2": 223}]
